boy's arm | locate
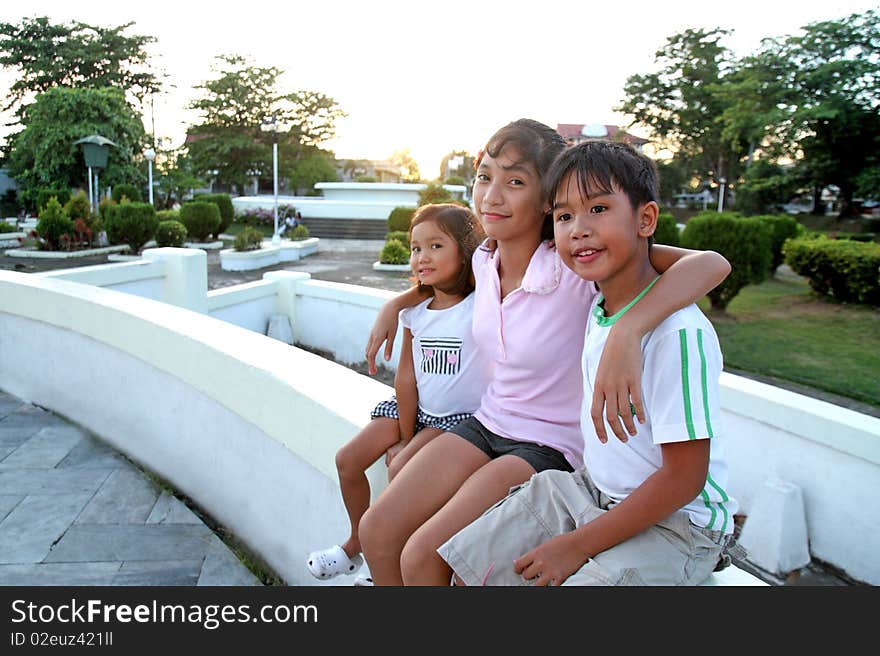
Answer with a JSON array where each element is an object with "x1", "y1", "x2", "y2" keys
[
  {"x1": 513, "y1": 440, "x2": 710, "y2": 586},
  {"x1": 591, "y1": 246, "x2": 730, "y2": 443},
  {"x1": 392, "y1": 328, "x2": 418, "y2": 444},
  {"x1": 366, "y1": 286, "x2": 432, "y2": 375}
]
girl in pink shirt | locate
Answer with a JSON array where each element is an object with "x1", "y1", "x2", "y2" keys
[{"x1": 358, "y1": 119, "x2": 731, "y2": 585}]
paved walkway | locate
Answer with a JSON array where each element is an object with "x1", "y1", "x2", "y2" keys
[{"x1": 0, "y1": 391, "x2": 261, "y2": 586}]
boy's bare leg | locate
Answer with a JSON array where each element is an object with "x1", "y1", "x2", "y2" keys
[
  {"x1": 359, "y1": 432, "x2": 490, "y2": 585},
  {"x1": 400, "y1": 454, "x2": 536, "y2": 585},
  {"x1": 387, "y1": 427, "x2": 442, "y2": 482},
  {"x1": 335, "y1": 417, "x2": 400, "y2": 558}
]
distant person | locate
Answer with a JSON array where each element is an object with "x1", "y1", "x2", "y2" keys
[
  {"x1": 306, "y1": 203, "x2": 489, "y2": 583},
  {"x1": 278, "y1": 210, "x2": 302, "y2": 237},
  {"x1": 438, "y1": 140, "x2": 739, "y2": 586}
]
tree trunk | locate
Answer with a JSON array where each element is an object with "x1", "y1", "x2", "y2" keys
[{"x1": 810, "y1": 186, "x2": 823, "y2": 215}]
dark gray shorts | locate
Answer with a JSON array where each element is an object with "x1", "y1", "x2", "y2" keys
[{"x1": 449, "y1": 416, "x2": 573, "y2": 474}]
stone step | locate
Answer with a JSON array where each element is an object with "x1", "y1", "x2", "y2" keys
[{"x1": 299, "y1": 218, "x2": 389, "y2": 240}]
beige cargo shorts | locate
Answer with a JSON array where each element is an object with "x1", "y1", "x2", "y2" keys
[{"x1": 438, "y1": 468, "x2": 729, "y2": 586}]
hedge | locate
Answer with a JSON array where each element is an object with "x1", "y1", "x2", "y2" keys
[
  {"x1": 193, "y1": 193, "x2": 234, "y2": 237},
  {"x1": 111, "y1": 183, "x2": 143, "y2": 203},
  {"x1": 379, "y1": 239, "x2": 410, "y2": 264},
  {"x1": 388, "y1": 207, "x2": 416, "y2": 233},
  {"x1": 752, "y1": 214, "x2": 804, "y2": 275},
  {"x1": 179, "y1": 202, "x2": 221, "y2": 242},
  {"x1": 155, "y1": 220, "x2": 188, "y2": 247},
  {"x1": 233, "y1": 227, "x2": 264, "y2": 252},
  {"x1": 783, "y1": 236, "x2": 880, "y2": 306},
  {"x1": 654, "y1": 212, "x2": 679, "y2": 246},
  {"x1": 680, "y1": 211, "x2": 772, "y2": 310},
  {"x1": 104, "y1": 202, "x2": 158, "y2": 253}
]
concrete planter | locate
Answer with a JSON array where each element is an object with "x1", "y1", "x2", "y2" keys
[
  {"x1": 185, "y1": 240, "x2": 225, "y2": 250},
  {"x1": 220, "y1": 238, "x2": 319, "y2": 271},
  {"x1": 5, "y1": 244, "x2": 130, "y2": 259},
  {"x1": 372, "y1": 261, "x2": 411, "y2": 272}
]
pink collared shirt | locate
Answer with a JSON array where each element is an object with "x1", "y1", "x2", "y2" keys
[{"x1": 472, "y1": 240, "x2": 596, "y2": 469}]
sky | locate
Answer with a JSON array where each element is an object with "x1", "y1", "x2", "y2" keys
[{"x1": 2, "y1": 0, "x2": 878, "y2": 178}]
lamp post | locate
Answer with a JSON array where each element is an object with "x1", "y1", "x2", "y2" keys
[
  {"x1": 260, "y1": 116, "x2": 280, "y2": 245},
  {"x1": 75, "y1": 135, "x2": 117, "y2": 215},
  {"x1": 144, "y1": 148, "x2": 156, "y2": 206},
  {"x1": 717, "y1": 177, "x2": 727, "y2": 213}
]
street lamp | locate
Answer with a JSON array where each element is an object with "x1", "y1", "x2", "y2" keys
[
  {"x1": 260, "y1": 116, "x2": 280, "y2": 245},
  {"x1": 717, "y1": 177, "x2": 727, "y2": 213},
  {"x1": 144, "y1": 148, "x2": 156, "y2": 206},
  {"x1": 75, "y1": 135, "x2": 117, "y2": 215}
]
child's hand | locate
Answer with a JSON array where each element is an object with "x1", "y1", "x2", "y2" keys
[
  {"x1": 512, "y1": 533, "x2": 585, "y2": 586},
  {"x1": 591, "y1": 323, "x2": 645, "y2": 443},
  {"x1": 384, "y1": 441, "x2": 406, "y2": 468},
  {"x1": 366, "y1": 303, "x2": 401, "y2": 375}
]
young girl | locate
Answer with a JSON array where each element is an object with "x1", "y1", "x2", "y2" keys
[
  {"x1": 306, "y1": 203, "x2": 489, "y2": 582},
  {"x1": 358, "y1": 119, "x2": 732, "y2": 585}
]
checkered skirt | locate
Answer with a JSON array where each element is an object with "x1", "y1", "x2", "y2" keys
[{"x1": 371, "y1": 397, "x2": 472, "y2": 433}]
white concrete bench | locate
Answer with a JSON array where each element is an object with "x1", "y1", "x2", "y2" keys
[{"x1": 701, "y1": 565, "x2": 768, "y2": 585}]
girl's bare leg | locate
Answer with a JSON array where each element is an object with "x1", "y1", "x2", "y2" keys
[
  {"x1": 400, "y1": 454, "x2": 536, "y2": 585},
  {"x1": 359, "y1": 432, "x2": 490, "y2": 585},
  {"x1": 387, "y1": 427, "x2": 442, "y2": 482},
  {"x1": 334, "y1": 418, "x2": 400, "y2": 558}
]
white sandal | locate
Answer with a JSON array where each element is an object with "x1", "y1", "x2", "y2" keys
[{"x1": 307, "y1": 545, "x2": 363, "y2": 580}]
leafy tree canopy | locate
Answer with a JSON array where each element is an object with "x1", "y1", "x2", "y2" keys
[
  {"x1": 186, "y1": 54, "x2": 346, "y2": 193},
  {"x1": 0, "y1": 16, "x2": 161, "y2": 114},
  {"x1": 4, "y1": 86, "x2": 146, "y2": 210}
]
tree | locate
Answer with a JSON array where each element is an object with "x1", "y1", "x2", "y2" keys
[
  {"x1": 185, "y1": 54, "x2": 345, "y2": 194},
  {"x1": 617, "y1": 28, "x2": 747, "y2": 207},
  {"x1": 0, "y1": 16, "x2": 161, "y2": 114},
  {"x1": 288, "y1": 147, "x2": 338, "y2": 195},
  {"x1": 719, "y1": 10, "x2": 880, "y2": 217},
  {"x1": 733, "y1": 158, "x2": 798, "y2": 215},
  {"x1": 4, "y1": 87, "x2": 146, "y2": 210},
  {"x1": 153, "y1": 146, "x2": 206, "y2": 210},
  {"x1": 390, "y1": 148, "x2": 420, "y2": 182}
]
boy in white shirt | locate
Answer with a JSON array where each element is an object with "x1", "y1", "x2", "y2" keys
[{"x1": 438, "y1": 141, "x2": 739, "y2": 585}]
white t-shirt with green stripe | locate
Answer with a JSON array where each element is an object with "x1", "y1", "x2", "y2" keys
[{"x1": 580, "y1": 292, "x2": 738, "y2": 534}]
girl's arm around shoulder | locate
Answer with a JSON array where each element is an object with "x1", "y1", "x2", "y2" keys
[
  {"x1": 591, "y1": 247, "x2": 730, "y2": 443},
  {"x1": 366, "y1": 285, "x2": 431, "y2": 375}
]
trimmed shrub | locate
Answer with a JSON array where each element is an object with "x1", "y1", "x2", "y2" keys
[
  {"x1": 193, "y1": 193, "x2": 234, "y2": 237},
  {"x1": 289, "y1": 223, "x2": 310, "y2": 240},
  {"x1": 64, "y1": 191, "x2": 94, "y2": 229},
  {"x1": 35, "y1": 197, "x2": 74, "y2": 250},
  {"x1": 179, "y1": 202, "x2": 221, "y2": 242},
  {"x1": 680, "y1": 211, "x2": 772, "y2": 311},
  {"x1": 111, "y1": 183, "x2": 142, "y2": 203},
  {"x1": 104, "y1": 202, "x2": 158, "y2": 253},
  {"x1": 753, "y1": 214, "x2": 805, "y2": 275},
  {"x1": 155, "y1": 220, "x2": 188, "y2": 247},
  {"x1": 784, "y1": 236, "x2": 880, "y2": 305},
  {"x1": 654, "y1": 212, "x2": 679, "y2": 246},
  {"x1": 418, "y1": 182, "x2": 454, "y2": 206},
  {"x1": 233, "y1": 226, "x2": 264, "y2": 251},
  {"x1": 36, "y1": 188, "x2": 71, "y2": 213},
  {"x1": 388, "y1": 206, "x2": 416, "y2": 233},
  {"x1": 156, "y1": 209, "x2": 180, "y2": 222},
  {"x1": 0, "y1": 221, "x2": 18, "y2": 233},
  {"x1": 444, "y1": 175, "x2": 466, "y2": 186},
  {"x1": 379, "y1": 239, "x2": 410, "y2": 265},
  {"x1": 386, "y1": 230, "x2": 409, "y2": 245}
]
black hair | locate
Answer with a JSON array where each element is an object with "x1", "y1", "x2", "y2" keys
[
  {"x1": 546, "y1": 140, "x2": 659, "y2": 213},
  {"x1": 480, "y1": 119, "x2": 567, "y2": 242}
]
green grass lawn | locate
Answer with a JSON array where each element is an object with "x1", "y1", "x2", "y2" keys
[{"x1": 698, "y1": 273, "x2": 880, "y2": 409}]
